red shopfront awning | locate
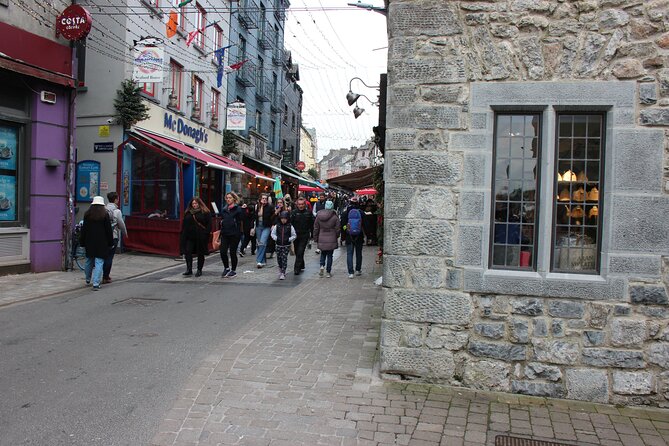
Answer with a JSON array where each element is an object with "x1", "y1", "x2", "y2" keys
[
  {"x1": 207, "y1": 152, "x2": 274, "y2": 181},
  {"x1": 134, "y1": 129, "x2": 243, "y2": 174}
]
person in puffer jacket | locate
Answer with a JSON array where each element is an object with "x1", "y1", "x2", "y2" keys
[
  {"x1": 271, "y1": 211, "x2": 296, "y2": 280},
  {"x1": 312, "y1": 200, "x2": 340, "y2": 278}
]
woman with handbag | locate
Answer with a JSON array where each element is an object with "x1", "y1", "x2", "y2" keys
[
  {"x1": 219, "y1": 192, "x2": 243, "y2": 278},
  {"x1": 180, "y1": 197, "x2": 212, "y2": 277}
]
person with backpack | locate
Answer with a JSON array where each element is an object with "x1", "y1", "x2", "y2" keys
[
  {"x1": 341, "y1": 196, "x2": 364, "y2": 279},
  {"x1": 103, "y1": 191, "x2": 128, "y2": 284}
]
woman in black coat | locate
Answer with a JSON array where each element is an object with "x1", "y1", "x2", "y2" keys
[
  {"x1": 80, "y1": 196, "x2": 113, "y2": 290},
  {"x1": 219, "y1": 191, "x2": 243, "y2": 278},
  {"x1": 180, "y1": 197, "x2": 212, "y2": 277}
]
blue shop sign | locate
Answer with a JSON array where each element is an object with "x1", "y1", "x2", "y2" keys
[
  {"x1": 76, "y1": 160, "x2": 101, "y2": 202},
  {"x1": 163, "y1": 113, "x2": 209, "y2": 144}
]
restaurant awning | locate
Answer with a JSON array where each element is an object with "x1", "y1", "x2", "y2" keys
[
  {"x1": 327, "y1": 165, "x2": 380, "y2": 191},
  {"x1": 133, "y1": 129, "x2": 244, "y2": 174},
  {"x1": 243, "y1": 155, "x2": 302, "y2": 181},
  {"x1": 282, "y1": 165, "x2": 324, "y2": 188},
  {"x1": 207, "y1": 152, "x2": 274, "y2": 181}
]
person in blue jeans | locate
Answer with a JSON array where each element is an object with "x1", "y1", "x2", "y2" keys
[
  {"x1": 313, "y1": 200, "x2": 340, "y2": 278},
  {"x1": 80, "y1": 196, "x2": 113, "y2": 290},
  {"x1": 254, "y1": 193, "x2": 274, "y2": 268},
  {"x1": 341, "y1": 196, "x2": 364, "y2": 278}
]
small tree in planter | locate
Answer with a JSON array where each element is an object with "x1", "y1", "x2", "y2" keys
[
  {"x1": 222, "y1": 130, "x2": 238, "y2": 156},
  {"x1": 307, "y1": 167, "x2": 319, "y2": 180},
  {"x1": 113, "y1": 79, "x2": 150, "y2": 128}
]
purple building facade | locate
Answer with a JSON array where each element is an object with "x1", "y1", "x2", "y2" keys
[{"x1": 0, "y1": 21, "x2": 76, "y2": 274}]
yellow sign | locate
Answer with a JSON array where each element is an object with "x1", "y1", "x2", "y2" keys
[{"x1": 98, "y1": 125, "x2": 110, "y2": 137}]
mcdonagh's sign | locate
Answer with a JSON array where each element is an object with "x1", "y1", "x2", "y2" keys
[
  {"x1": 163, "y1": 114, "x2": 208, "y2": 144},
  {"x1": 136, "y1": 101, "x2": 223, "y2": 153}
]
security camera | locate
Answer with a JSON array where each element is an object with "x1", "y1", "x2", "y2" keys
[{"x1": 106, "y1": 118, "x2": 114, "y2": 124}]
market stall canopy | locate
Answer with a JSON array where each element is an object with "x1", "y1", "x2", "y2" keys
[
  {"x1": 282, "y1": 165, "x2": 323, "y2": 188},
  {"x1": 298, "y1": 185, "x2": 325, "y2": 193},
  {"x1": 133, "y1": 129, "x2": 244, "y2": 174},
  {"x1": 355, "y1": 187, "x2": 377, "y2": 195},
  {"x1": 327, "y1": 165, "x2": 380, "y2": 191}
]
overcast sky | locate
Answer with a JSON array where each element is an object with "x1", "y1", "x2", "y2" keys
[{"x1": 284, "y1": 0, "x2": 388, "y2": 161}]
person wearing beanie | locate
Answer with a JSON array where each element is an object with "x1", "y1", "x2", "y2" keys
[
  {"x1": 80, "y1": 196, "x2": 114, "y2": 290},
  {"x1": 313, "y1": 200, "x2": 340, "y2": 278},
  {"x1": 270, "y1": 210, "x2": 296, "y2": 280}
]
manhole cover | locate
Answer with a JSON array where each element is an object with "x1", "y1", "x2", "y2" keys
[
  {"x1": 495, "y1": 436, "x2": 576, "y2": 446},
  {"x1": 112, "y1": 298, "x2": 167, "y2": 306}
]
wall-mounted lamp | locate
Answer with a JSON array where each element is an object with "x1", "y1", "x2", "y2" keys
[
  {"x1": 346, "y1": 77, "x2": 379, "y2": 119},
  {"x1": 45, "y1": 158, "x2": 61, "y2": 168},
  {"x1": 125, "y1": 142, "x2": 138, "y2": 151}
]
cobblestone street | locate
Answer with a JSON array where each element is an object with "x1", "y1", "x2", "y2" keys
[{"x1": 150, "y1": 247, "x2": 669, "y2": 446}]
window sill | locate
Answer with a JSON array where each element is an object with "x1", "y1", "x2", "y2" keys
[
  {"x1": 167, "y1": 106, "x2": 185, "y2": 116},
  {"x1": 140, "y1": 92, "x2": 160, "y2": 104},
  {"x1": 194, "y1": 45, "x2": 206, "y2": 56}
]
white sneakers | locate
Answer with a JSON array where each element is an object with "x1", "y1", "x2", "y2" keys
[
  {"x1": 348, "y1": 274, "x2": 354, "y2": 279},
  {"x1": 319, "y1": 266, "x2": 324, "y2": 277},
  {"x1": 326, "y1": 273, "x2": 331, "y2": 278},
  {"x1": 355, "y1": 271, "x2": 362, "y2": 276}
]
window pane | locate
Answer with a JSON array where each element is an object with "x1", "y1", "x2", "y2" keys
[
  {"x1": 552, "y1": 114, "x2": 604, "y2": 273},
  {"x1": 491, "y1": 114, "x2": 540, "y2": 270}
]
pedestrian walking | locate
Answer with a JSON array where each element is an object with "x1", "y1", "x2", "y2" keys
[
  {"x1": 267, "y1": 197, "x2": 287, "y2": 260},
  {"x1": 237, "y1": 201, "x2": 255, "y2": 257},
  {"x1": 290, "y1": 196, "x2": 314, "y2": 275},
  {"x1": 313, "y1": 200, "x2": 340, "y2": 278},
  {"x1": 255, "y1": 194, "x2": 274, "y2": 268},
  {"x1": 270, "y1": 211, "x2": 296, "y2": 280},
  {"x1": 103, "y1": 191, "x2": 128, "y2": 284},
  {"x1": 180, "y1": 197, "x2": 212, "y2": 277},
  {"x1": 219, "y1": 192, "x2": 243, "y2": 278},
  {"x1": 341, "y1": 196, "x2": 364, "y2": 278},
  {"x1": 80, "y1": 196, "x2": 113, "y2": 290},
  {"x1": 312, "y1": 192, "x2": 327, "y2": 254}
]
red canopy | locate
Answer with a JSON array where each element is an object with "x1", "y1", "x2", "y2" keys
[
  {"x1": 355, "y1": 188, "x2": 377, "y2": 195},
  {"x1": 298, "y1": 185, "x2": 323, "y2": 193}
]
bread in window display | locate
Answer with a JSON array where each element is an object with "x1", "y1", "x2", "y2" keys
[
  {"x1": 568, "y1": 205, "x2": 584, "y2": 219},
  {"x1": 572, "y1": 187, "x2": 585, "y2": 201},
  {"x1": 576, "y1": 171, "x2": 588, "y2": 182},
  {"x1": 558, "y1": 188, "x2": 571, "y2": 201},
  {"x1": 562, "y1": 170, "x2": 577, "y2": 182},
  {"x1": 586, "y1": 187, "x2": 599, "y2": 202},
  {"x1": 589, "y1": 206, "x2": 599, "y2": 219}
]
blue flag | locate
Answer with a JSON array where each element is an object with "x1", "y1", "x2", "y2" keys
[{"x1": 214, "y1": 45, "x2": 232, "y2": 88}]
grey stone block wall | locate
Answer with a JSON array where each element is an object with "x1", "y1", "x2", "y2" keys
[{"x1": 382, "y1": 0, "x2": 669, "y2": 406}]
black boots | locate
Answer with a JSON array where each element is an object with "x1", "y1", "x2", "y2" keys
[
  {"x1": 183, "y1": 270, "x2": 193, "y2": 276},
  {"x1": 194, "y1": 270, "x2": 202, "y2": 277}
]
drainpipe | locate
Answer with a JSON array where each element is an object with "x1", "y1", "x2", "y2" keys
[{"x1": 62, "y1": 45, "x2": 78, "y2": 271}]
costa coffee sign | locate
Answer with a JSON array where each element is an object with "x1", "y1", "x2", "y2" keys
[
  {"x1": 56, "y1": 5, "x2": 92, "y2": 41},
  {"x1": 296, "y1": 161, "x2": 306, "y2": 171}
]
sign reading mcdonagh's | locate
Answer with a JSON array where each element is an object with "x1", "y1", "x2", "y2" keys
[
  {"x1": 163, "y1": 114, "x2": 208, "y2": 144},
  {"x1": 136, "y1": 101, "x2": 222, "y2": 152}
]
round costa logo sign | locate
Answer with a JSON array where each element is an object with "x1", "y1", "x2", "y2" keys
[
  {"x1": 56, "y1": 5, "x2": 92, "y2": 41},
  {"x1": 296, "y1": 161, "x2": 306, "y2": 170}
]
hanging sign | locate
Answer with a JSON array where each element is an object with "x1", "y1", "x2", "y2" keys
[
  {"x1": 76, "y1": 160, "x2": 100, "y2": 202},
  {"x1": 56, "y1": 5, "x2": 92, "y2": 41},
  {"x1": 296, "y1": 161, "x2": 306, "y2": 171},
  {"x1": 226, "y1": 102, "x2": 246, "y2": 131},
  {"x1": 133, "y1": 45, "x2": 164, "y2": 83}
]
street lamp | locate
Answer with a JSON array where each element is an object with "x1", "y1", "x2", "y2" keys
[
  {"x1": 346, "y1": 1, "x2": 387, "y2": 15},
  {"x1": 346, "y1": 77, "x2": 379, "y2": 118}
]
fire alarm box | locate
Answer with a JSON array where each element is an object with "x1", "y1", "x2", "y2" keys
[{"x1": 40, "y1": 91, "x2": 57, "y2": 104}]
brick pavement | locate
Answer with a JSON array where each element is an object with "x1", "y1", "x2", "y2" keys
[{"x1": 150, "y1": 246, "x2": 669, "y2": 446}]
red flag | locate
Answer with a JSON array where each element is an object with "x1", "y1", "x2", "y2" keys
[
  {"x1": 224, "y1": 59, "x2": 249, "y2": 73},
  {"x1": 166, "y1": 10, "x2": 178, "y2": 38},
  {"x1": 186, "y1": 28, "x2": 202, "y2": 46}
]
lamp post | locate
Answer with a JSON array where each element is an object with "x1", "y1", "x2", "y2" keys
[{"x1": 346, "y1": 1, "x2": 387, "y2": 16}]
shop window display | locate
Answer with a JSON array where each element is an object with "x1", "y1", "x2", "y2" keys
[
  {"x1": 491, "y1": 114, "x2": 540, "y2": 270},
  {"x1": 0, "y1": 125, "x2": 19, "y2": 223},
  {"x1": 552, "y1": 114, "x2": 604, "y2": 273},
  {"x1": 130, "y1": 146, "x2": 177, "y2": 218}
]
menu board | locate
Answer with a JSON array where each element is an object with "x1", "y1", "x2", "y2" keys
[{"x1": 0, "y1": 126, "x2": 18, "y2": 221}]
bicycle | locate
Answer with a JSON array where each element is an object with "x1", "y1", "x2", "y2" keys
[{"x1": 71, "y1": 221, "x2": 86, "y2": 271}]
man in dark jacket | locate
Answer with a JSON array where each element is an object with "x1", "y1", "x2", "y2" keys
[
  {"x1": 290, "y1": 197, "x2": 314, "y2": 275},
  {"x1": 341, "y1": 196, "x2": 364, "y2": 278}
]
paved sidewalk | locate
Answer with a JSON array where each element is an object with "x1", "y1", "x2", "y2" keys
[
  {"x1": 150, "y1": 247, "x2": 669, "y2": 446},
  {"x1": 0, "y1": 251, "x2": 181, "y2": 307}
]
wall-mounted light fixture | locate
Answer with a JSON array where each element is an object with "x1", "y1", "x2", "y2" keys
[
  {"x1": 45, "y1": 158, "x2": 61, "y2": 168},
  {"x1": 346, "y1": 77, "x2": 379, "y2": 119}
]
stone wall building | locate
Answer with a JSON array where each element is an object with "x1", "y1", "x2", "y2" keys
[{"x1": 381, "y1": 0, "x2": 669, "y2": 406}]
